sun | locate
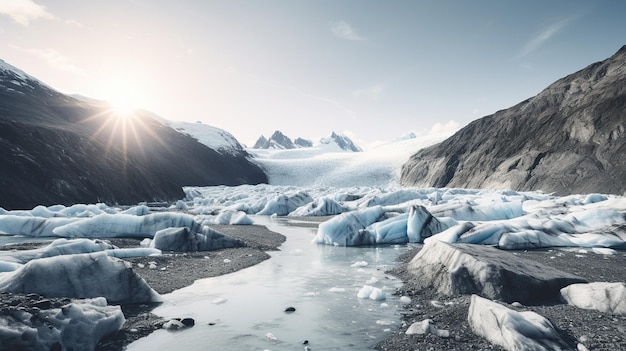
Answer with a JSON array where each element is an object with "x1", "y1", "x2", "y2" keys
[{"x1": 97, "y1": 77, "x2": 149, "y2": 118}]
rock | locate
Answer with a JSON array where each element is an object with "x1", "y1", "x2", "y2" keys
[
  {"x1": 180, "y1": 318, "x2": 195, "y2": 327},
  {"x1": 405, "y1": 319, "x2": 449, "y2": 338},
  {"x1": 407, "y1": 239, "x2": 586, "y2": 304},
  {"x1": 405, "y1": 319, "x2": 436, "y2": 335},
  {"x1": 560, "y1": 282, "x2": 626, "y2": 315},
  {"x1": 468, "y1": 294, "x2": 572, "y2": 350},
  {"x1": 162, "y1": 319, "x2": 185, "y2": 330},
  {"x1": 284, "y1": 307, "x2": 296, "y2": 313},
  {"x1": 401, "y1": 45, "x2": 626, "y2": 196}
]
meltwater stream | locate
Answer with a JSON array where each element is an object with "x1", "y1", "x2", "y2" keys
[{"x1": 128, "y1": 216, "x2": 408, "y2": 351}]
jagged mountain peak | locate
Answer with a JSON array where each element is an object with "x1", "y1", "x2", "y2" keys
[{"x1": 320, "y1": 132, "x2": 362, "y2": 152}]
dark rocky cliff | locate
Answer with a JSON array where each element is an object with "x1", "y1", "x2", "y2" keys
[
  {"x1": 401, "y1": 46, "x2": 626, "y2": 195},
  {"x1": 0, "y1": 61, "x2": 267, "y2": 209}
]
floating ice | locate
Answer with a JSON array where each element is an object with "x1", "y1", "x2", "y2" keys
[{"x1": 357, "y1": 285, "x2": 386, "y2": 300}]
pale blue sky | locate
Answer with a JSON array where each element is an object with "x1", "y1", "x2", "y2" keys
[{"x1": 1, "y1": 0, "x2": 625, "y2": 147}]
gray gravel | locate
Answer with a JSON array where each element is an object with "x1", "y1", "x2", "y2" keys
[{"x1": 376, "y1": 246, "x2": 626, "y2": 351}]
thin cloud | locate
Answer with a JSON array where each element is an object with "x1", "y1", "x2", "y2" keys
[
  {"x1": 429, "y1": 120, "x2": 460, "y2": 136},
  {"x1": 10, "y1": 45, "x2": 85, "y2": 75},
  {"x1": 518, "y1": 17, "x2": 573, "y2": 58},
  {"x1": 0, "y1": 0, "x2": 54, "y2": 26},
  {"x1": 352, "y1": 84, "x2": 384, "y2": 101},
  {"x1": 64, "y1": 19, "x2": 83, "y2": 27},
  {"x1": 331, "y1": 20, "x2": 366, "y2": 41}
]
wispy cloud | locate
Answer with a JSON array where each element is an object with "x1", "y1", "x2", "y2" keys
[
  {"x1": 0, "y1": 0, "x2": 54, "y2": 26},
  {"x1": 64, "y1": 19, "x2": 82, "y2": 27},
  {"x1": 352, "y1": 84, "x2": 384, "y2": 101},
  {"x1": 10, "y1": 45, "x2": 84, "y2": 75},
  {"x1": 429, "y1": 121, "x2": 460, "y2": 136},
  {"x1": 518, "y1": 18, "x2": 573, "y2": 58},
  {"x1": 331, "y1": 20, "x2": 366, "y2": 41}
]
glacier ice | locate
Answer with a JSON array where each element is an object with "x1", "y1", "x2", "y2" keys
[
  {"x1": 468, "y1": 295, "x2": 571, "y2": 350},
  {"x1": 560, "y1": 282, "x2": 626, "y2": 315},
  {"x1": 0, "y1": 252, "x2": 161, "y2": 304},
  {"x1": 0, "y1": 297, "x2": 124, "y2": 351}
]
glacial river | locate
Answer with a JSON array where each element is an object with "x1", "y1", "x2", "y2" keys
[{"x1": 128, "y1": 216, "x2": 408, "y2": 351}]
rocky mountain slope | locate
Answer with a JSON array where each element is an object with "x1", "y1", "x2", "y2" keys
[
  {"x1": 0, "y1": 60, "x2": 267, "y2": 209},
  {"x1": 401, "y1": 45, "x2": 626, "y2": 195}
]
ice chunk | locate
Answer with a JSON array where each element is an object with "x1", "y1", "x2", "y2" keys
[
  {"x1": 0, "y1": 297, "x2": 124, "y2": 351},
  {"x1": 357, "y1": 285, "x2": 386, "y2": 300},
  {"x1": 312, "y1": 206, "x2": 385, "y2": 246},
  {"x1": 289, "y1": 196, "x2": 345, "y2": 216},
  {"x1": 0, "y1": 252, "x2": 161, "y2": 304},
  {"x1": 212, "y1": 210, "x2": 253, "y2": 225},
  {"x1": 52, "y1": 212, "x2": 202, "y2": 238},
  {"x1": 407, "y1": 239, "x2": 586, "y2": 304},
  {"x1": 560, "y1": 282, "x2": 626, "y2": 315},
  {"x1": 257, "y1": 191, "x2": 313, "y2": 216},
  {"x1": 150, "y1": 227, "x2": 243, "y2": 251},
  {"x1": 468, "y1": 295, "x2": 571, "y2": 350}
]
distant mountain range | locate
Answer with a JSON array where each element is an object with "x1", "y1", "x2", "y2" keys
[
  {"x1": 401, "y1": 45, "x2": 626, "y2": 196},
  {"x1": 0, "y1": 60, "x2": 267, "y2": 209},
  {"x1": 253, "y1": 130, "x2": 362, "y2": 152}
]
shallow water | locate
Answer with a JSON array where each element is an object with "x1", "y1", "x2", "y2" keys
[{"x1": 128, "y1": 216, "x2": 407, "y2": 351}]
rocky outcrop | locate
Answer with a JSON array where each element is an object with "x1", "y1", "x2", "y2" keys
[
  {"x1": 253, "y1": 130, "x2": 295, "y2": 149},
  {"x1": 294, "y1": 137, "x2": 313, "y2": 148},
  {"x1": 401, "y1": 46, "x2": 626, "y2": 195},
  {"x1": 407, "y1": 239, "x2": 586, "y2": 304},
  {"x1": 0, "y1": 60, "x2": 267, "y2": 209}
]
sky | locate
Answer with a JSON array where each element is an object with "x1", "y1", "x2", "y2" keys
[{"x1": 1, "y1": 0, "x2": 625, "y2": 148}]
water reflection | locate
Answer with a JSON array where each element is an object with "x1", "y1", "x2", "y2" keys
[{"x1": 128, "y1": 216, "x2": 406, "y2": 351}]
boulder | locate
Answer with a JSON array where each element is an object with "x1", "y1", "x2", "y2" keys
[
  {"x1": 407, "y1": 239, "x2": 586, "y2": 304},
  {"x1": 468, "y1": 295, "x2": 571, "y2": 350}
]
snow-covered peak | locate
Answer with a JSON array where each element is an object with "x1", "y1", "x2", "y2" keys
[
  {"x1": 164, "y1": 120, "x2": 246, "y2": 156},
  {"x1": 319, "y1": 132, "x2": 362, "y2": 152},
  {"x1": 0, "y1": 59, "x2": 52, "y2": 91}
]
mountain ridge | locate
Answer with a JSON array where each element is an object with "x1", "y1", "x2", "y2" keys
[
  {"x1": 252, "y1": 130, "x2": 361, "y2": 152},
  {"x1": 401, "y1": 45, "x2": 626, "y2": 195},
  {"x1": 0, "y1": 59, "x2": 267, "y2": 209}
]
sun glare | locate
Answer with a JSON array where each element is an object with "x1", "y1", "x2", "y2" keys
[{"x1": 97, "y1": 77, "x2": 148, "y2": 118}]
